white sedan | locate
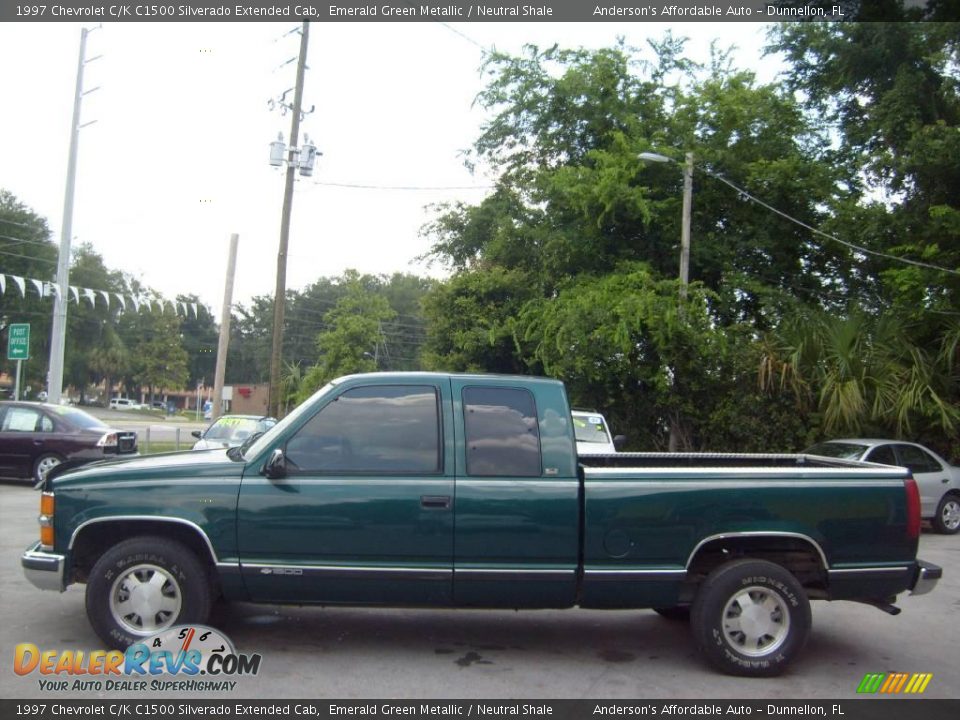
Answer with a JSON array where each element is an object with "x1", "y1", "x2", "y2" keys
[
  {"x1": 191, "y1": 415, "x2": 277, "y2": 450},
  {"x1": 805, "y1": 439, "x2": 960, "y2": 534}
]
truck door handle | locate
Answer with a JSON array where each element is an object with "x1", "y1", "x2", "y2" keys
[{"x1": 420, "y1": 495, "x2": 451, "y2": 510}]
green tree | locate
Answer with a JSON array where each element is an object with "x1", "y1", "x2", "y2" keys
[
  {"x1": 0, "y1": 190, "x2": 57, "y2": 391},
  {"x1": 63, "y1": 245, "x2": 127, "y2": 398},
  {"x1": 770, "y1": 22, "x2": 960, "y2": 318},
  {"x1": 130, "y1": 311, "x2": 190, "y2": 401},
  {"x1": 297, "y1": 272, "x2": 397, "y2": 400},
  {"x1": 174, "y1": 295, "x2": 218, "y2": 386},
  {"x1": 759, "y1": 309, "x2": 959, "y2": 445}
]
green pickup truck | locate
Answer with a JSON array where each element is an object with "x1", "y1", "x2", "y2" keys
[{"x1": 22, "y1": 372, "x2": 941, "y2": 676}]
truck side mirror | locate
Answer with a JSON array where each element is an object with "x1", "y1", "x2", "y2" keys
[
  {"x1": 613, "y1": 435, "x2": 627, "y2": 451},
  {"x1": 262, "y1": 448, "x2": 287, "y2": 480},
  {"x1": 191, "y1": 430, "x2": 202, "y2": 440}
]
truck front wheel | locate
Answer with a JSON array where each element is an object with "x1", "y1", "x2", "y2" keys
[
  {"x1": 691, "y1": 559, "x2": 810, "y2": 677},
  {"x1": 85, "y1": 536, "x2": 212, "y2": 649}
]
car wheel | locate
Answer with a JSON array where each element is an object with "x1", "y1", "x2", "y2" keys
[
  {"x1": 653, "y1": 606, "x2": 690, "y2": 622},
  {"x1": 691, "y1": 559, "x2": 811, "y2": 677},
  {"x1": 933, "y1": 494, "x2": 960, "y2": 535},
  {"x1": 85, "y1": 536, "x2": 212, "y2": 649},
  {"x1": 33, "y1": 453, "x2": 64, "y2": 483}
]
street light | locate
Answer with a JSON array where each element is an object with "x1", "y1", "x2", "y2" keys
[
  {"x1": 639, "y1": 151, "x2": 694, "y2": 297},
  {"x1": 639, "y1": 150, "x2": 695, "y2": 453}
]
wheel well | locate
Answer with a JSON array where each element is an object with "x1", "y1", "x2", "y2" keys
[
  {"x1": 69, "y1": 520, "x2": 217, "y2": 584},
  {"x1": 681, "y1": 536, "x2": 827, "y2": 602}
]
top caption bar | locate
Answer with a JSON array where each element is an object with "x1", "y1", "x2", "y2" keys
[{"x1": 2, "y1": 1, "x2": 955, "y2": 23}]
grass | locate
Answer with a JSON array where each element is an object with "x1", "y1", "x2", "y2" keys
[{"x1": 140, "y1": 441, "x2": 188, "y2": 455}]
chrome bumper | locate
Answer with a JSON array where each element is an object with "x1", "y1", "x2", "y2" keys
[
  {"x1": 21, "y1": 541, "x2": 66, "y2": 592},
  {"x1": 910, "y1": 560, "x2": 942, "y2": 596}
]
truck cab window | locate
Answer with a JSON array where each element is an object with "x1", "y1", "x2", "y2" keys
[
  {"x1": 285, "y1": 385, "x2": 440, "y2": 474},
  {"x1": 463, "y1": 386, "x2": 541, "y2": 477}
]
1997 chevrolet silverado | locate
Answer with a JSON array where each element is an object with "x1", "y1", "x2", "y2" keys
[{"x1": 22, "y1": 372, "x2": 942, "y2": 676}]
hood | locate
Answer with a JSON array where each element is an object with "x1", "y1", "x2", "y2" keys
[{"x1": 51, "y1": 448, "x2": 243, "y2": 490}]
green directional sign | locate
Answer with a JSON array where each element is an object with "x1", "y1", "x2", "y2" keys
[{"x1": 7, "y1": 323, "x2": 30, "y2": 360}]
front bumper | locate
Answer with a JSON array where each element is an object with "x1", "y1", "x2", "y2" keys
[
  {"x1": 21, "y1": 541, "x2": 66, "y2": 592},
  {"x1": 910, "y1": 559, "x2": 942, "y2": 596}
]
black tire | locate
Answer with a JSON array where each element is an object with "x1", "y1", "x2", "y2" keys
[
  {"x1": 691, "y1": 559, "x2": 811, "y2": 677},
  {"x1": 85, "y1": 536, "x2": 212, "y2": 649},
  {"x1": 933, "y1": 494, "x2": 960, "y2": 534},
  {"x1": 653, "y1": 606, "x2": 690, "y2": 622},
  {"x1": 33, "y1": 453, "x2": 64, "y2": 483}
]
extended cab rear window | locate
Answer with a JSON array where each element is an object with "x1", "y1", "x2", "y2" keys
[{"x1": 463, "y1": 386, "x2": 542, "y2": 477}]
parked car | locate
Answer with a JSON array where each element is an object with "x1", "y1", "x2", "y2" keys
[
  {"x1": 0, "y1": 402, "x2": 137, "y2": 483},
  {"x1": 571, "y1": 410, "x2": 625, "y2": 455},
  {"x1": 805, "y1": 439, "x2": 960, "y2": 534},
  {"x1": 191, "y1": 414, "x2": 277, "y2": 450},
  {"x1": 108, "y1": 397, "x2": 141, "y2": 411}
]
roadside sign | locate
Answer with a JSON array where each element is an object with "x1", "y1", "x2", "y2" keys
[{"x1": 7, "y1": 323, "x2": 30, "y2": 361}]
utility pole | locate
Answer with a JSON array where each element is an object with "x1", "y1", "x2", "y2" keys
[
  {"x1": 679, "y1": 152, "x2": 693, "y2": 299},
  {"x1": 267, "y1": 21, "x2": 310, "y2": 419},
  {"x1": 48, "y1": 26, "x2": 99, "y2": 404},
  {"x1": 212, "y1": 234, "x2": 239, "y2": 422}
]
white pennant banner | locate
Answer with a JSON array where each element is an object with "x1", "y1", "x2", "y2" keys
[
  {"x1": 70, "y1": 286, "x2": 80, "y2": 304},
  {"x1": 30, "y1": 278, "x2": 45, "y2": 297}
]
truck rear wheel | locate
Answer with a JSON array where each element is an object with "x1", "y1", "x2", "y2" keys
[
  {"x1": 85, "y1": 536, "x2": 212, "y2": 649},
  {"x1": 691, "y1": 559, "x2": 810, "y2": 677}
]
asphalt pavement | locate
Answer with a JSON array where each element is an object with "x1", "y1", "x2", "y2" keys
[{"x1": 1, "y1": 481, "x2": 957, "y2": 700}]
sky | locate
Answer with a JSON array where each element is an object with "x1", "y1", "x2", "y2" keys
[{"x1": 0, "y1": 20, "x2": 778, "y2": 320}]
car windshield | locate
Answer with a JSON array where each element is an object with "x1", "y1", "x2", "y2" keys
[
  {"x1": 48, "y1": 406, "x2": 108, "y2": 430},
  {"x1": 804, "y1": 442, "x2": 868, "y2": 460},
  {"x1": 204, "y1": 417, "x2": 263, "y2": 441},
  {"x1": 573, "y1": 415, "x2": 611, "y2": 444}
]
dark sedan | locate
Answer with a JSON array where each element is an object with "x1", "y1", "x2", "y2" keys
[{"x1": 0, "y1": 402, "x2": 137, "y2": 483}]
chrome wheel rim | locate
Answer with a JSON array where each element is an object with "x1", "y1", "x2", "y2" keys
[
  {"x1": 36, "y1": 456, "x2": 61, "y2": 481},
  {"x1": 942, "y1": 500, "x2": 960, "y2": 531},
  {"x1": 109, "y1": 563, "x2": 182, "y2": 636},
  {"x1": 721, "y1": 585, "x2": 791, "y2": 657}
]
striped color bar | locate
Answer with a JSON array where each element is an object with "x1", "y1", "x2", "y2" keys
[{"x1": 856, "y1": 673, "x2": 933, "y2": 694}]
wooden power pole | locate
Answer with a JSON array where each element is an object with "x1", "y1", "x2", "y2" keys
[
  {"x1": 267, "y1": 21, "x2": 310, "y2": 418},
  {"x1": 212, "y1": 233, "x2": 239, "y2": 421}
]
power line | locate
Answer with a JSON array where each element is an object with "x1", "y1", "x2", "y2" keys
[
  {"x1": 704, "y1": 168, "x2": 960, "y2": 278},
  {"x1": 0, "y1": 233, "x2": 57, "y2": 249},
  {"x1": 0, "y1": 249, "x2": 57, "y2": 265}
]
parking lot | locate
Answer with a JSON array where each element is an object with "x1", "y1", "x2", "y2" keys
[{"x1": 1, "y1": 480, "x2": 957, "y2": 700}]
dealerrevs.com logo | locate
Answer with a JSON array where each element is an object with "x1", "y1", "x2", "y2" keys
[
  {"x1": 856, "y1": 672, "x2": 934, "y2": 694},
  {"x1": 14, "y1": 625, "x2": 261, "y2": 693}
]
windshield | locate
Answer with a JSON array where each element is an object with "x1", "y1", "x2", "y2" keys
[
  {"x1": 236, "y1": 381, "x2": 337, "y2": 461},
  {"x1": 804, "y1": 442, "x2": 868, "y2": 460},
  {"x1": 573, "y1": 414, "x2": 611, "y2": 444},
  {"x1": 205, "y1": 417, "x2": 265, "y2": 441},
  {"x1": 49, "y1": 406, "x2": 109, "y2": 430}
]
